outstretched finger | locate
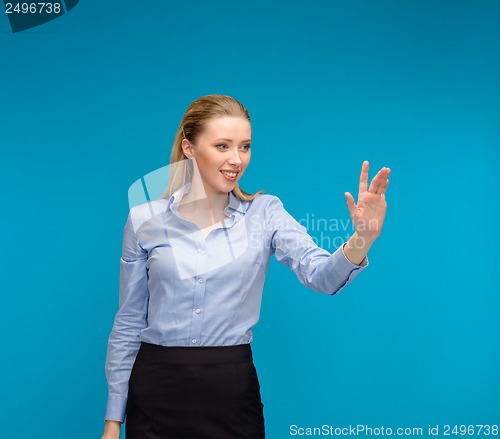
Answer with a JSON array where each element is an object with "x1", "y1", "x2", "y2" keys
[
  {"x1": 379, "y1": 177, "x2": 389, "y2": 196},
  {"x1": 375, "y1": 169, "x2": 390, "y2": 195},
  {"x1": 359, "y1": 160, "x2": 369, "y2": 194},
  {"x1": 368, "y1": 167, "x2": 388, "y2": 194}
]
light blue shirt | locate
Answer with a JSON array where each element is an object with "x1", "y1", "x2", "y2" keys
[{"x1": 104, "y1": 183, "x2": 369, "y2": 422}]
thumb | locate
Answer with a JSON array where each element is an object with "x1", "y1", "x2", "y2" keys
[{"x1": 344, "y1": 192, "x2": 356, "y2": 215}]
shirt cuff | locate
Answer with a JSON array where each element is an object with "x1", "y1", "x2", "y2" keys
[
  {"x1": 104, "y1": 394, "x2": 127, "y2": 423},
  {"x1": 326, "y1": 243, "x2": 369, "y2": 295},
  {"x1": 340, "y1": 242, "x2": 368, "y2": 268}
]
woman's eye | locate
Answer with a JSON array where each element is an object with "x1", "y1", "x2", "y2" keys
[{"x1": 215, "y1": 143, "x2": 250, "y2": 151}]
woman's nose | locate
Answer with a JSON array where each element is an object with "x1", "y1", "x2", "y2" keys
[{"x1": 227, "y1": 150, "x2": 242, "y2": 167}]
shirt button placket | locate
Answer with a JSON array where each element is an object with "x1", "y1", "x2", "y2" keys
[{"x1": 189, "y1": 241, "x2": 207, "y2": 346}]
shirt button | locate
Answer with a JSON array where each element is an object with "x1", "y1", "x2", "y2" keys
[
  {"x1": 192, "y1": 338, "x2": 197, "y2": 344},
  {"x1": 198, "y1": 278, "x2": 204, "y2": 283},
  {"x1": 195, "y1": 308, "x2": 201, "y2": 314}
]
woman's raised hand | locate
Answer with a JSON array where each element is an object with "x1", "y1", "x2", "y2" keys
[{"x1": 344, "y1": 161, "x2": 390, "y2": 241}]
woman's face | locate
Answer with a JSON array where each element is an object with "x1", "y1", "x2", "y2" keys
[{"x1": 183, "y1": 116, "x2": 252, "y2": 197}]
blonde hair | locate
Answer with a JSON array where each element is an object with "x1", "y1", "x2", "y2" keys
[{"x1": 160, "y1": 94, "x2": 264, "y2": 201}]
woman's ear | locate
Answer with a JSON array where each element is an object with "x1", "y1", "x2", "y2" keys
[{"x1": 181, "y1": 138, "x2": 195, "y2": 158}]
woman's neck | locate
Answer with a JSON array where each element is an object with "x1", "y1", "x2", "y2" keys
[{"x1": 179, "y1": 179, "x2": 229, "y2": 226}]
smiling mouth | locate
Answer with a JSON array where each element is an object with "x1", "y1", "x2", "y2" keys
[{"x1": 220, "y1": 170, "x2": 239, "y2": 179}]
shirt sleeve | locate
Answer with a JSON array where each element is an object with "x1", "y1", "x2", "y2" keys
[
  {"x1": 104, "y1": 210, "x2": 149, "y2": 423},
  {"x1": 265, "y1": 196, "x2": 368, "y2": 295}
]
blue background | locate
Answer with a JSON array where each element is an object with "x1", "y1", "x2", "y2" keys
[{"x1": 1, "y1": 1, "x2": 499, "y2": 438}]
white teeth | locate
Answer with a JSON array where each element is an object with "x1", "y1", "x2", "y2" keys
[{"x1": 221, "y1": 171, "x2": 237, "y2": 178}]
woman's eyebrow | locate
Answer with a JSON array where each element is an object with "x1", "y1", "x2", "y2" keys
[{"x1": 213, "y1": 137, "x2": 252, "y2": 143}]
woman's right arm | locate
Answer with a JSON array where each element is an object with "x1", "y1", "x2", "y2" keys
[{"x1": 102, "y1": 209, "x2": 150, "y2": 435}]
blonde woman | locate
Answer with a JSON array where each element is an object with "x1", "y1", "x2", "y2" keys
[{"x1": 101, "y1": 94, "x2": 390, "y2": 439}]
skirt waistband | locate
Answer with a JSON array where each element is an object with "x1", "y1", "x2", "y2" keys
[{"x1": 138, "y1": 342, "x2": 253, "y2": 364}]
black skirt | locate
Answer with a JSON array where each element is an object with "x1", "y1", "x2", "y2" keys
[{"x1": 126, "y1": 342, "x2": 265, "y2": 439}]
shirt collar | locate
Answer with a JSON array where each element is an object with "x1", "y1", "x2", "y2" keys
[
  {"x1": 168, "y1": 181, "x2": 191, "y2": 210},
  {"x1": 226, "y1": 190, "x2": 247, "y2": 214}
]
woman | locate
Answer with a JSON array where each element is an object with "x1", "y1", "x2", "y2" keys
[{"x1": 101, "y1": 94, "x2": 390, "y2": 439}]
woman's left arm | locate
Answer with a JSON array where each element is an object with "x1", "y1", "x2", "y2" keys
[{"x1": 343, "y1": 161, "x2": 390, "y2": 265}]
